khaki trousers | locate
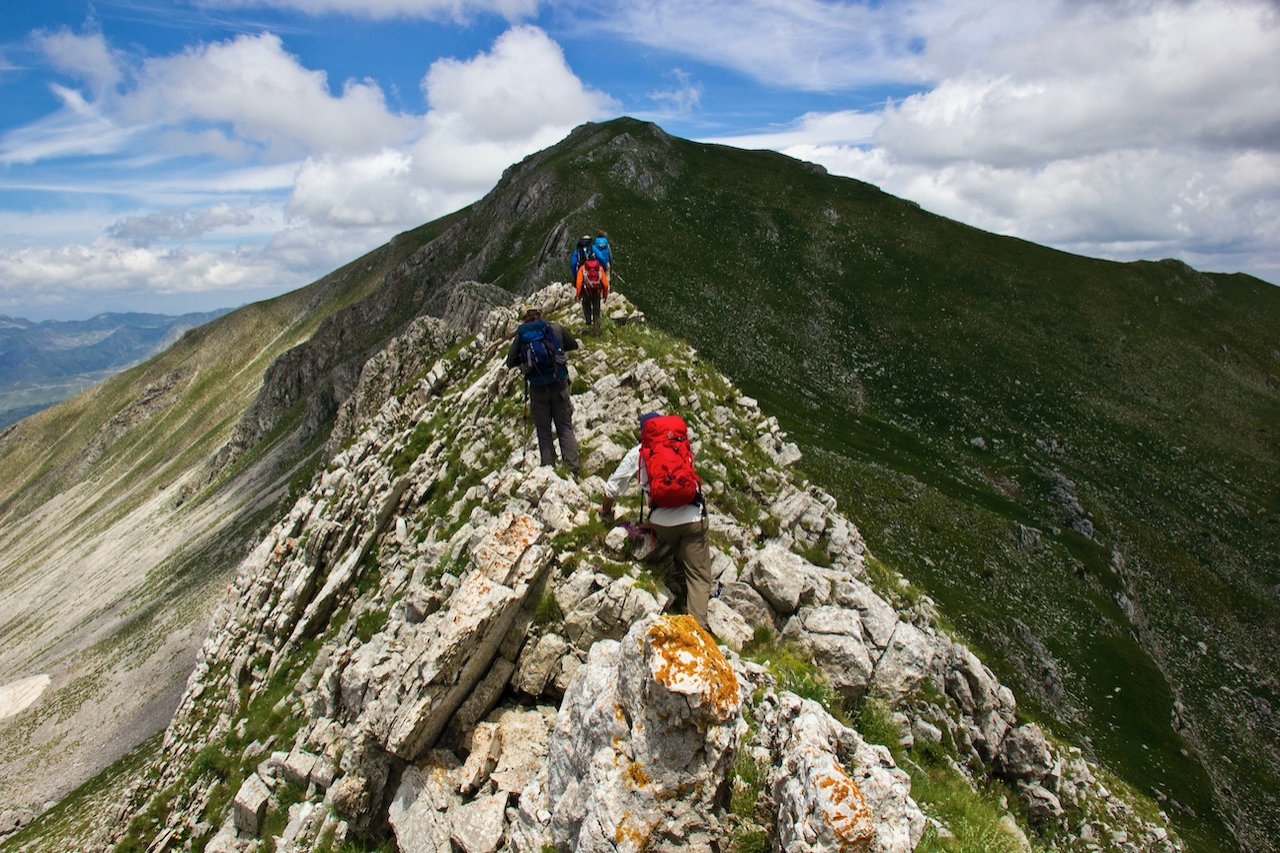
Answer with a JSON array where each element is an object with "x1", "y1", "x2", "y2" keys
[{"x1": 651, "y1": 516, "x2": 713, "y2": 633}]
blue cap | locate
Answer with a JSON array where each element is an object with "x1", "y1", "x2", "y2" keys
[{"x1": 639, "y1": 411, "x2": 661, "y2": 427}]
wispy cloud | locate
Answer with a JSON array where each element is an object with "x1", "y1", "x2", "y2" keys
[
  {"x1": 195, "y1": 0, "x2": 542, "y2": 22},
  {"x1": 647, "y1": 69, "x2": 701, "y2": 116},
  {"x1": 594, "y1": 0, "x2": 931, "y2": 90}
]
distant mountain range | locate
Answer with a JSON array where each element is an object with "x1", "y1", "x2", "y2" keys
[{"x1": 0, "y1": 310, "x2": 229, "y2": 428}]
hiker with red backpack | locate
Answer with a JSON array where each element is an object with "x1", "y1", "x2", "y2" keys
[
  {"x1": 599, "y1": 412, "x2": 714, "y2": 634},
  {"x1": 505, "y1": 307, "x2": 580, "y2": 478},
  {"x1": 574, "y1": 254, "x2": 609, "y2": 335}
]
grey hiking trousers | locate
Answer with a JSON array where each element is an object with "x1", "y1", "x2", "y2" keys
[{"x1": 529, "y1": 380, "x2": 579, "y2": 473}]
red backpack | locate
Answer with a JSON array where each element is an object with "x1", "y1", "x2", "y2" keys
[
  {"x1": 582, "y1": 258, "x2": 605, "y2": 292},
  {"x1": 639, "y1": 415, "x2": 701, "y2": 508}
]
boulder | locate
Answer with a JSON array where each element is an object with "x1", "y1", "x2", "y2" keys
[
  {"x1": 513, "y1": 632, "x2": 568, "y2": 697},
  {"x1": 782, "y1": 606, "x2": 876, "y2": 703},
  {"x1": 708, "y1": 598, "x2": 753, "y2": 651},
  {"x1": 995, "y1": 723, "x2": 1053, "y2": 782},
  {"x1": 764, "y1": 693, "x2": 923, "y2": 853},
  {"x1": 451, "y1": 792, "x2": 508, "y2": 853},
  {"x1": 545, "y1": 615, "x2": 743, "y2": 851},
  {"x1": 745, "y1": 544, "x2": 812, "y2": 615},
  {"x1": 388, "y1": 751, "x2": 463, "y2": 853},
  {"x1": 232, "y1": 773, "x2": 272, "y2": 836},
  {"x1": 718, "y1": 580, "x2": 775, "y2": 629},
  {"x1": 869, "y1": 621, "x2": 938, "y2": 702}
]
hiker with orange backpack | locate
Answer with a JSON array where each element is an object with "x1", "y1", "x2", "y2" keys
[
  {"x1": 575, "y1": 254, "x2": 609, "y2": 335},
  {"x1": 600, "y1": 412, "x2": 713, "y2": 633}
]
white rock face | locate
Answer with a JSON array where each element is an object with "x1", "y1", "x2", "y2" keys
[
  {"x1": 762, "y1": 693, "x2": 923, "y2": 853},
  {"x1": 544, "y1": 615, "x2": 744, "y2": 852}
]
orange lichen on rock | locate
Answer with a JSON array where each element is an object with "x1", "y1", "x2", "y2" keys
[
  {"x1": 645, "y1": 615, "x2": 741, "y2": 722},
  {"x1": 623, "y1": 758, "x2": 651, "y2": 788},
  {"x1": 613, "y1": 810, "x2": 654, "y2": 848},
  {"x1": 471, "y1": 513, "x2": 541, "y2": 583},
  {"x1": 817, "y1": 757, "x2": 874, "y2": 852}
]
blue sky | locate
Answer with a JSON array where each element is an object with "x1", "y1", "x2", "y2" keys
[{"x1": 1, "y1": 0, "x2": 1277, "y2": 320}]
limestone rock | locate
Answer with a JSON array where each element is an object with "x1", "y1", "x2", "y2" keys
[
  {"x1": 546, "y1": 615, "x2": 743, "y2": 851},
  {"x1": 233, "y1": 773, "x2": 272, "y2": 836},
  {"x1": 783, "y1": 605, "x2": 876, "y2": 703},
  {"x1": 388, "y1": 752, "x2": 463, "y2": 853},
  {"x1": 708, "y1": 598, "x2": 753, "y2": 651},
  {"x1": 764, "y1": 692, "x2": 923, "y2": 853},
  {"x1": 995, "y1": 723, "x2": 1053, "y2": 782},
  {"x1": 451, "y1": 792, "x2": 508, "y2": 853}
]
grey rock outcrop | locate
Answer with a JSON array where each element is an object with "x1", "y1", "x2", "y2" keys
[
  {"x1": 533, "y1": 614, "x2": 743, "y2": 851},
  {"x1": 90, "y1": 284, "x2": 1181, "y2": 853}
]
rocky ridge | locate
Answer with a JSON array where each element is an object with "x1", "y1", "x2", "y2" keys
[{"x1": 47, "y1": 285, "x2": 1181, "y2": 852}]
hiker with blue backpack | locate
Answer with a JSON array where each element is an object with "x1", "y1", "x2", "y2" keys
[
  {"x1": 569, "y1": 235, "x2": 594, "y2": 280},
  {"x1": 600, "y1": 411, "x2": 713, "y2": 633},
  {"x1": 505, "y1": 307, "x2": 580, "y2": 478}
]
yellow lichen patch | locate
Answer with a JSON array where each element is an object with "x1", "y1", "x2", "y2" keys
[
  {"x1": 646, "y1": 615, "x2": 741, "y2": 722},
  {"x1": 613, "y1": 810, "x2": 654, "y2": 850},
  {"x1": 816, "y1": 757, "x2": 873, "y2": 852},
  {"x1": 624, "y1": 758, "x2": 651, "y2": 788}
]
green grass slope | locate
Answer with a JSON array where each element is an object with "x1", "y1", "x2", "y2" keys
[
  {"x1": 0, "y1": 218, "x2": 446, "y2": 814},
  {"x1": 451, "y1": 118, "x2": 1278, "y2": 850}
]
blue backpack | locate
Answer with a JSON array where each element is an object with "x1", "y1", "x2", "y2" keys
[
  {"x1": 570, "y1": 236, "x2": 594, "y2": 278},
  {"x1": 591, "y1": 236, "x2": 612, "y2": 269},
  {"x1": 518, "y1": 320, "x2": 565, "y2": 387}
]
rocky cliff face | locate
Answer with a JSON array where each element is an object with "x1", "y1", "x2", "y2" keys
[{"x1": 37, "y1": 285, "x2": 1180, "y2": 852}]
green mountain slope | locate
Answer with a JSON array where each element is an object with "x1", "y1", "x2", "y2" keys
[
  {"x1": 1, "y1": 117, "x2": 1274, "y2": 850},
  {"x1": 0, "y1": 218, "x2": 450, "y2": 815},
  {"x1": 439, "y1": 119, "x2": 1278, "y2": 849}
]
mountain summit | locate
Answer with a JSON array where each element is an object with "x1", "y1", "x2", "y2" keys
[{"x1": 0, "y1": 118, "x2": 1275, "y2": 850}]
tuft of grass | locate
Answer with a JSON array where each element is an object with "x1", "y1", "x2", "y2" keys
[
  {"x1": 742, "y1": 629, "x2": 841, "y2": 718},
  {"x1": 532, "y1": 590, "x2": 563, "y2": 626}
]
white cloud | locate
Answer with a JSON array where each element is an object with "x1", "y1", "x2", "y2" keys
[
  {"x1": 107, "y1": 204, "x2": 259, "y2": 246},
  {"x1": 125, "y1": 33, "x2": 416, "y2": 158},
  {"x1": 423, "y1": 25, "x2": 612, "y2": 142},
  {"x1": 878, "y1": 1, "x2": 1280, "y2": 166},
  {"x1": 288, "y1": 25, "x2": 612, "y2": 227},
  {"x1": 0, "y1": 24, "x2": 614, "y2": 316},
  {"x1": 197, "y1": 0, "x2": 540, "y2": 21},
  {"x1": 647, "y1": 69, "x2": 701, "y2": 116},
  {"x1": 0, "y1": 85, "x2": 140, "y2": 165},
  {"x1": 595, "y1": 0, "x2": 930, "y2": 90},
  {"x1": 708, "y1": 110, "x2": 878, "y2": 151},
  {"x1": 35, "y1": 30, "x2": 124, "y2": 96}
]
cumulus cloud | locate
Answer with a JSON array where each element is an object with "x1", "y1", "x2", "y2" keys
[
  {"x1": 698, "y1": 0, "x2": 1280, "y2": 280},
  {"x1": 107, "y1": 204, "x2": 258, "y2": 246},
  {"x1": 0, "y1": 24, "x2": 614, "y2": 316},
  {"x1": 287, "y1": 25, "x2": 613, "y2": 227},
  {"x1": 125, "y1": 33, "x2": 416, "y2": 158},
  {"x1": 423, "y1": 25, "x2": 611, "y2": 142}
]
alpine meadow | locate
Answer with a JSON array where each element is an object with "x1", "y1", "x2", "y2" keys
[{"x1": 0, "y1": 119, "x2": 1276, "y2": 852}]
